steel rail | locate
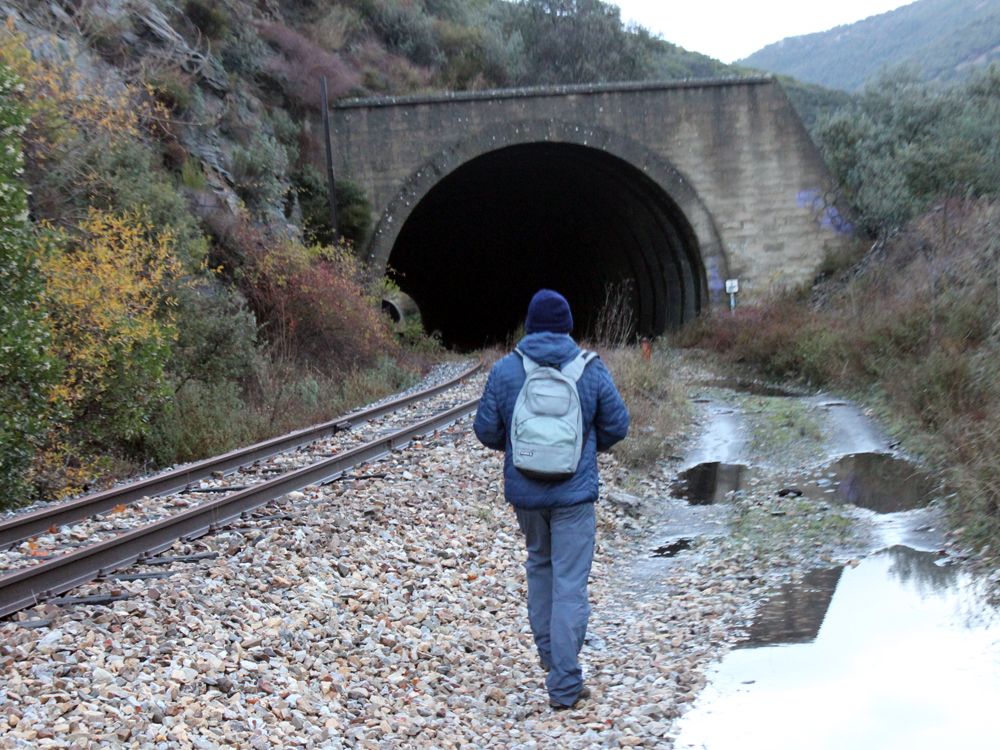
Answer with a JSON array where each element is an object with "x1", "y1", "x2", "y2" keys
[
  {"x1": 0, "y1": 398, "x2": 480, "y2": 619},
  {"x1": 0, "y1": 363, "x2": 481, "y2": 548}
]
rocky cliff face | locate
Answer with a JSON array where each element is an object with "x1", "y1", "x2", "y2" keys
[{"x1": 4, "y1": 0, "x2": 386, "y2": 245}]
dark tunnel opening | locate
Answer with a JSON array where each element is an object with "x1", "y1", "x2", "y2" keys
[{"x1": 387, "y1": 143, "x2": 705, "y2": 350}]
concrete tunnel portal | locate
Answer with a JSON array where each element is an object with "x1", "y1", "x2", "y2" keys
[{"x1": 386, "y1": 142, "x2": 707, "y2": 350}]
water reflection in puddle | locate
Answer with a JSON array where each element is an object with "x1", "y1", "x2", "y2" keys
[
  {"x1": 673, "y1": 462, "x2": 749, "y2": 505},
  {"x1": 740, "y1": 566, "x2": 843, "y2": 646},
  {"x1": 674, "y1": 546, "x2": 1000, "y2": 749},
  {"x1": 793, "y1": 453, "x2": 936, "y2": 513},
  {"x1": 693, "y1": 379, "x2": 805, "y2": 398},
  {"x1": 676, "y1": 454, "x2": 935, "y2": 513}
]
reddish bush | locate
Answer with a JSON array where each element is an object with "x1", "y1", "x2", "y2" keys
[
  {"x1": 256, "y1": 22, "x2": 360, "y2": 109},
  {"x1": 278, "y1": 251, "x2": 397, "y2": 368},
  {"x1": 353, "y1": 39, "x2": 433, "y2": 94},
  {"x1": 209, "y1": 212, "x2": 396, "y2": 370}
]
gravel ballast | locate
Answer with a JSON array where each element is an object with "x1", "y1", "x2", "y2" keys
[{"x1": 0, "y1": 362, "x2": 943, "y2": 748}]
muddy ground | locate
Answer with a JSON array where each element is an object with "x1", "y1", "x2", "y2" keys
[{"x1": 594, "y1": 353, "x2": 999, "y2": 750}]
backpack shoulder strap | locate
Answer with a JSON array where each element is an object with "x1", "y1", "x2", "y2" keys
[
  {"x1": 560, "y1": 350, "x2": 597, "y2": 382},
  {"x1": 514, "y1": 347, "x2": 541, "y2": 375}
]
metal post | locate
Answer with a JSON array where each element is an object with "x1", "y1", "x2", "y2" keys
[{"x1": 320, "y1": 76, "x2": 338, "y2": 240}]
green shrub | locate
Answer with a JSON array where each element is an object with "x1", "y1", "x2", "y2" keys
[
  {"x1": 145, "y1": 66, "x2": 197, "y2": 112},
  {"x1": 336, "y1": 177, "x2": 373, "y2": 246},
  {"x1": 814, "y1": 65, "x2": 1000, "y2": 238},
  {"x1": 791, "y1": 322, "x2": 852, "y2": 386},
  {"x1": 34, "y1": 136, "x2": 209, "y2": 271},
  {"x1": 184, "y1": 0, "x2": 231, "y2": 39},
  {"x1": 148, "y1": 379, "x2": 255, "y2": 464},
  {"x1": 435, "y1": 21, "x2": 499, "y2": 88},
  {"x1": 357, "y1": 0, "x2": 443, "y2": 67},
  {"x1": 0, "y1": 63, "x2": 58, "y2": 506},
  {"x1": 220, "y1": 26, "x2": 269, "y2": 77},
  {"x1": 396, "y1": 316, "x2": 444, "y2": 353},
  {"x1": 171, "y1": 280, "x2": 259, "y2": 389},
  {"x1": 307, "y1": 6, "x2": 367, "y2": 51},
  {"x1": 268, "y1": 107, "x2": 301, "y2": 163},
  {"x1": 231, "y1": 133, "x2": 290, "y2": 216},
  {"x1": 293, "y1": 164, "x2": 332, "y2": 245},
  {"x1": 293, "y1": 165, "x2": 372, "y2": 247},
  {"x1": 180, "y1": 158, "x2": 207, "y2": 189},
  {"x1": 503, "y1": 0, "x2": 652, "y2": 85}
]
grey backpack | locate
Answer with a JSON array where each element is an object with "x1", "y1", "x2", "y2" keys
[{"x1": 511, "y1": 349, "x2": 596, "y2": 480}]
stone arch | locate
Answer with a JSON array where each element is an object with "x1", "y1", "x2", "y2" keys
[{"x1": 367, "y1": 120, "x2": 729, "y2": 347}]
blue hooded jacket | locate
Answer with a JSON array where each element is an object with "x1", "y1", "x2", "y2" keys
[{"x1": 473, "y1": 332, "x2": 630, "y2": 509}]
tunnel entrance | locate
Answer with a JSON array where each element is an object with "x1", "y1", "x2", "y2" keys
[{"x1": 387, "y1": 142, "x2": 705, "y2": 350}]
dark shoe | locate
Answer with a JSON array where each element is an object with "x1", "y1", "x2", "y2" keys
[
  {"x1": 549, "y1": 685, "x2": 591, "y2": 711},
  {"x1": 540, "y1": 659, "x2": 551, "y2": 673}
]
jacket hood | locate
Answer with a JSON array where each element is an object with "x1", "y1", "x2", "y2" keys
[{"x1": 516, "y1": 332, "x2": 580, "y2": 367}]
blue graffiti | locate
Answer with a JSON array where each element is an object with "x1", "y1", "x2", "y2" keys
[
  {"x1": 797, "y1": 189, "x2": 822, "y2": 209},
  {"x1": 706, "y1": 256, "x2": 725, "y2": 293},
  {"x1": 822, "y1": 205, "x2": 854, "y2": 235},
  {"x1": 798, "y1": 189, "x2": 854, "y2": 235}
]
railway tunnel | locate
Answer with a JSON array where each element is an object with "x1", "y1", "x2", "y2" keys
[{"x1": 386, "y1": 142, "x2": 706, "y2": 350}]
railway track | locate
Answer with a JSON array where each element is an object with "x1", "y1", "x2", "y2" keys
[{"x1": 0, "y1": 363, "x2": 483, "y2": 619}]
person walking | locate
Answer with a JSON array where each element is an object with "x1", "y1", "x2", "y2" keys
[{"x1": 473, "y1": 289, "x2": 630, "y2": 710}]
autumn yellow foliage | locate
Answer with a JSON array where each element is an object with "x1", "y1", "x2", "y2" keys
[
  {"x1": 41, "y1": 210, "x2": 181, "y2": 451},
  {"x1": 0, "y1": 18, "x2": 144, "y2": 152},
  {"x1": 0, "y1": 16, "x2": 417, "y2": 504}
]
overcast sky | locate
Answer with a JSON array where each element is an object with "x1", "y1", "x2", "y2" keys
[{"x1": 611, "y1": 0, "x2": 917, "y2": 63}]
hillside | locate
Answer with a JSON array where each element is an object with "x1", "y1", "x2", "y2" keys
[{"x1": 740, "y1": 0, "x2": 1000, "y2": 91}]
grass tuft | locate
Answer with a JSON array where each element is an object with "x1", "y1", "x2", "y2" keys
[{"x1": 599, "y1": 344, "x2": 690, "y2": 469}]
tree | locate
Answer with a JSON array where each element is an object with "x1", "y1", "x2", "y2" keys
[
  {"x1": 813, "y1": 64, "x2": 1000, "y2": 238},
  {"x1": 41, "y1": 210, "x2": 181, "y2": 455},
  {"x1": 505, "y1": 0, "x2": 652, "y2": 85}
]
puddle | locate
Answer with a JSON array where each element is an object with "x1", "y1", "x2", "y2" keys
[
  {"x1": 788, "y1": 452, "x2": 936, "y2": 513},
  {"x1": 672, "y1": 462, "x2": 749, "y2": 505},
  {"x1": 651, "y1": 538, "x2": 693, "y2": 557},
  {"x1": 694, "y1": 379, "x2": 804, "y2": 398},
  {"x1": 693, "y1": 379, "x2": 803, "y2": 398},
  {"x1": 739, "y1": 566, "x2": 844, "y2": 646},
  {"x1": 674, "y1": 546, "x2": 1000, "y2": 749}
]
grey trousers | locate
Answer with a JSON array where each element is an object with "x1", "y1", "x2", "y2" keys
[{"x1": 514, "y1": 502, "x2": 596, "y2": 706}]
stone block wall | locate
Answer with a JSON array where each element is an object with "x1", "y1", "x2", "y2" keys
[{"x1": 332, "y1": 78, "x2": 854, "y2": 305}]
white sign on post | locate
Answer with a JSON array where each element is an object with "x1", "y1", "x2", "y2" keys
[{"x1": 725, "y1": 279, "x2": 739, "y2": 312}]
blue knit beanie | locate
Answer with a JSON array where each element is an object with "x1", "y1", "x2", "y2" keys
[{"x1": 525, "y1": 289, "x2": 573, "y2": 334}]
